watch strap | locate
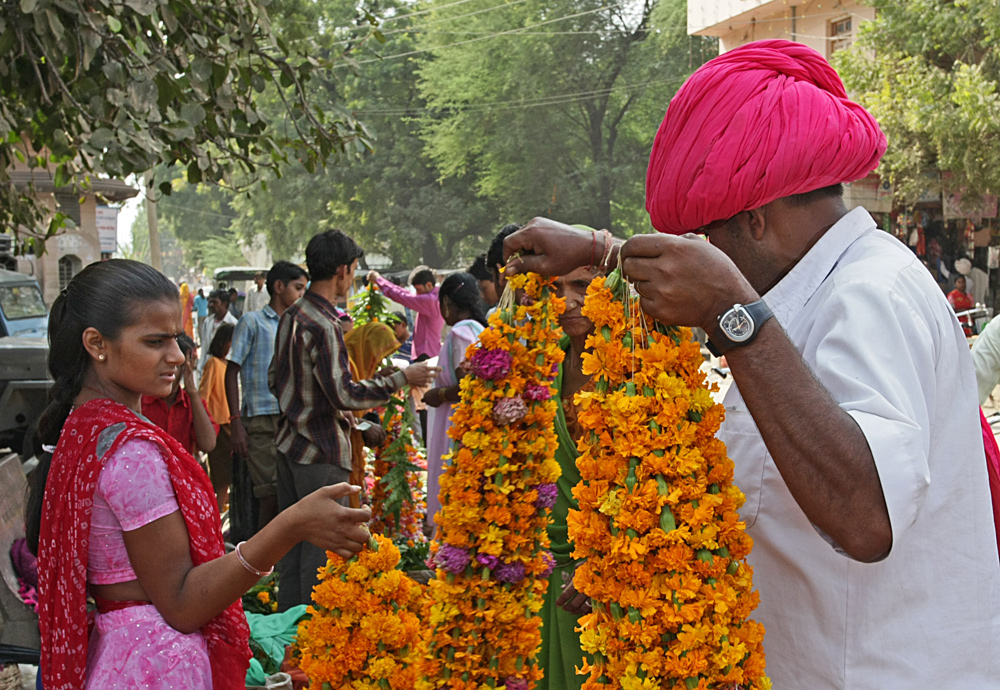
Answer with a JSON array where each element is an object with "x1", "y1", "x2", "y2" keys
[{"x1": 707, "y1": 299, "x2": 773, "y2": 357}]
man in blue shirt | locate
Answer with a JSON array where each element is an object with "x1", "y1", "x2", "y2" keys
[
  {"x1": 225, "y1": 261, "x2": 308, "y2": 530},
  {"x1": 193, "y1": 288, "x2": 209, "y2": 334}
]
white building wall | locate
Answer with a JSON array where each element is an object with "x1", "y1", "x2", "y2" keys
[{"x1": 689, "y1": 0, "x2": 875, "y2": 60}]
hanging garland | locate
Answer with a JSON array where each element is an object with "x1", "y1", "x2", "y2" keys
[
  {"x1": 352, "y1": 281, "x2": 394, "y2": 325},
  {"x1": 420, "y1": 272, "x2": 566, "y2": 690},
  {"x1": 293, "y1": 533, "x2": 426, "y2": 690},
  {"x1": 371, "y1": 395, "x2": 430, "y2": 571},
  {"x1": 568, "y1": 269, "x2": 770, "y2": 690}
]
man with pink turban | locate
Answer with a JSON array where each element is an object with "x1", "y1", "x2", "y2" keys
[{"x1": 504, "y1": 40, "x2": 1000, "y2": 688}]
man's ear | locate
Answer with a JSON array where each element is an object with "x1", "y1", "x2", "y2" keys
[{"x1": 745, "y1": 206, "x2": 768, "y2": 242}]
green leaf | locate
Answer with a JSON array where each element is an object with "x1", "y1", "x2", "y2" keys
[
  {"x1": 87, "y1": 128, "x2": 113, "y2": 150},
  {"x1": 107, "y1": 15, "x2": 121, "y2": 33},
  {"x1": 180, "y1": 103, "x2": 205, "y2": 127},
  {"x1": 19, "y1": 0, "x2": 37, "y2": 13}
]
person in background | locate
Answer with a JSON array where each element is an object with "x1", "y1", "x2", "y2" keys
[
  {"x1": 486, "y1": 223, "x2": 523, "y2": 302},
  {"x1": 193, "y1": 288, "x2": 208, "y2": 334},
  {"x1": 948, "y1": 274, "x2": 975, "y2": 336},
  {"x1": 366, "y1": 267, "x2": 444, "y2": 361},
  {"x1": 199, "y1": 323, "x2": 235, "y2": 512},
  {"x1": 227, "y1": 287, "x2": 242, "y2": 320},
  {"x1": 143, "y1": 333, "x2": 218, "y2": 457},
  {"x1": 270, "y1": 230, "x2": 439, "y2": 610},
  {"x1": 179, "y1": 282, "x2": 194, "y2": 339},
  {"x1": 198, "y1": 289, "x2": 237, "y2": 373},
  {"x1": 244, "y1": 271, "x2": 269, "y2": 313},
  {"x1": 468, "y1": 254, "x2": 499, "y2": 308},
  {"x1": 422, "y1": 273, "x2": 488, "y2": 531},
  {"x1": 226, "y1": 261, "x2": 309, "y2": 531},
  {"x1": 29, "y1": 259, "x2": 372, "y2": 688},
  {"x1": 386, "y1": 313, "x2": 413, "y2": 361}
]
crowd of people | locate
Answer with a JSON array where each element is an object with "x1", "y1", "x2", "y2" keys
[{"x1": 26, "y1": 38, "x2": 1000, "y2": 690}]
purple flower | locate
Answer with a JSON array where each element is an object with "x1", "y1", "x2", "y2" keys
[
  {"x1": 470, "y1": 348, "x2": 512, "y2": 381},
  {"x1": 523, "y1": 384, "x2": 552, "y2": 402},
  {"x1": 435, "y1": 545, "x2": 471, "y2": 574},
  {"x1": 518, "y1": 293, "x2": 536, "y2": 306},
  {"x1": 534, "y1": 483, "x2": 558, "y2": 510},
  {"x1": 496, "y1": 560, "x2": 526, "y2": 584},
  {"x1": 476, "y1": 553, "x2": 501, "y2": 570},
  {"x1": 505, "y1": 679, "x2": 528, "y2": 690},
  {"x1": 540, "y1": 551, "x2": 556, "y2": 578},
  {"x1": 493, "y1": 396, "x2": 528, "y2": 425}
]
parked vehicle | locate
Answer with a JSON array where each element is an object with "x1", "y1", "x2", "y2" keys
[
  {"x1": 0, "y1": 270, "x2": 46, "y2": 338},
  {"x1": 0, "y1": 336, "x2": 48, "y2": 457}
]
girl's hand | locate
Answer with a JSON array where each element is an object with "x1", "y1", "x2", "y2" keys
[
  {"x1": 287, "y1": 483, "x2": 372, "y2": 559},
  {"x1": 181, "y1": 351, "x2": 197, "y2": 391}
]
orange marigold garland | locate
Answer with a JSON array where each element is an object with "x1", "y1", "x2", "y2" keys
[
  {"x1": 568, "y1": 269, "x2": 769, "y2": 690},
  {"x1": 420, "y1": 272, "x2": 566, "y2": 690},
  {"x1": 293, "y1": 533, "x2": 425, "y2": 689}
]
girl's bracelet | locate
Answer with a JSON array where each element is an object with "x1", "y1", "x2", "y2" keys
[{"x1": 235, "y1": 541, "x2": 274, "y2": 578}]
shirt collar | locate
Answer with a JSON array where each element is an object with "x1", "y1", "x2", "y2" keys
[
  {"x1": 763, "y1": 206, "x2": 877, "y2": 326},
  {"x1": 304, "y1": 290, "x2": 340, "y2": 320},
  {"x1": 262, "y1": 304, "x2": 278, "y2": 319}
]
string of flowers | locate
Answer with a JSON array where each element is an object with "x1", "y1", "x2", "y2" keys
[
  {"x1": 293, "y1": 533, "x2": 426, "y2": 690},
  {"x1": 352, "y1": 281, "x2": 394, "y2": 324},
  {"x1": 371, "y1": 395, "x2": 430, "y2": 571},
  {"x1": 568, "y1": 268, "x2": 769, "y2": 690},
  {"x1": 420, "y1": 272, "x2": 566, "y2": 690}
]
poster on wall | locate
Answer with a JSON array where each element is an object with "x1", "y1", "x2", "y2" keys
[{"x1": 95, "y1": 205, "x2": 118, "y2": 254}]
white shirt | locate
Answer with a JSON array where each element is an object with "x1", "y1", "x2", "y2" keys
[
  {"x1": 198, "y1": 310, "x2": 238, "y2": 373},
  {"x1": 972, "y1": 313, "x2": 1000, "y2": 405},
  {"x1": 721, "y1": 207, "x2": 1000, "y2": 689},
  {"x1": 245, "y1": 287, "x2": 269, "y2": 313}
]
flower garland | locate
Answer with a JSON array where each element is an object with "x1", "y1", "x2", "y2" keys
[
  {"x1": 294, "y1": 533, "x2": 426, "y2": 690},
  {"x1": 568, "y1": 270, "x2": 769, "y2": 690},
  {"x1": 371, "y1": 396, "x2": 430, "y2": 570},
  {"x1": 420, "y1": 272, "x2": 565, "y2": 690},
  {"x1": 352, "y1": 281, "x2": 394, "y2": 325}
]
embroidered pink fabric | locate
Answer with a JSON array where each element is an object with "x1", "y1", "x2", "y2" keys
[{"x1": 88, "y1": 438, "x2": 180, "y2": 585}]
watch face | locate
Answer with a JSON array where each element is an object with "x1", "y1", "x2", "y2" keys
[{"x1": 720, "y1": 306, "x2": 755, "y2": 343}]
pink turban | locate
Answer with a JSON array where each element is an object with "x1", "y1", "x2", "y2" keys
[{"x1": 645, "y1": 39, "x2": 886, "y2": 235}]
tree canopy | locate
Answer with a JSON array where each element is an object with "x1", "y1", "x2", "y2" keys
[
  {"x1": 0, "y1": 0, "x2": 373, "y2": 252},
  {"x1": 836, "y1": 0, "x2": 1000, "y2": 203}
]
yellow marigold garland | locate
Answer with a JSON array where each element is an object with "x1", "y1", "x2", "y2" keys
[
  {"x1": 293, "y1": 534, "x2": 426, "y2": 690},
  {"x1": 568, "y1": 270, "x2": 769, "y2": 690},
  {"x1": 420, "y1": 272, "x2": 566, "y2": 690}
]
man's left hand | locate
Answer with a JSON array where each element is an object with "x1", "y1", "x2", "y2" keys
[
  {"x1": 619, "y1": 233, "x2": 758, "y2": 331},
  {"x1": 361, "y1": 425, "x2": 387, "y2": 448}
]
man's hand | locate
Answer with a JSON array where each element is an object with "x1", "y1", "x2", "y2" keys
[
  {"x1": 422, "y1": 387, "x2": 446, "y2": 408},
  {"x1": 230, "y1": 416, "x2": 249, "y2": 458},
  {"x1": 367, "y1": 270, "x2": 381, "y2": 285},
  {"x1": 361, "y1": 425, "x2": 388, "y2": 448},
  {"x1": 556, "y1": 573, "x2": 591, "y2": 614},
  {"x1": 503, "y1": 218, "x2": 599, "y2": 278},
  {"x1": 619, "y1": 233, "x2": 758, "y2": 331},
  {"x1": 289, "y1": 483, "x2": 373, "y2": 560},
  {"x1": 404, "y1": 362, "x2": 441, "y2": 388}
]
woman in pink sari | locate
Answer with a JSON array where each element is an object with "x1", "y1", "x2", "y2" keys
[{"x1": 27, "y1": 260, "x2": 372, "y2": 690}]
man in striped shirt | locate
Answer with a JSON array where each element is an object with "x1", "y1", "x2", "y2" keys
[{"x1": 270, "y1": 229, "x2": 438, "y2": 609}]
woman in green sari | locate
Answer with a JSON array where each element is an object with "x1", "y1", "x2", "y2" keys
[{"x1": 538, "y1": 265, "x2": 602, "y2": 690}]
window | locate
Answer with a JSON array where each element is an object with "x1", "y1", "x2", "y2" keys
[
  {"x1": 54, "y1": 193, "x2": 82, "y2": 226},
  {"x1": 0, "y1": 284, "x2": 46, "y2": 320},
  {"x1": 829, "y1": 16, "x2": 853, "y2": 56},
  {"x1": 58, "y1": 254, "x2": 81, "y2": 291}
]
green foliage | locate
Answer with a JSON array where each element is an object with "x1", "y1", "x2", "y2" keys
[
  {"x1": 416, "y1": 0, "x2": 716, "y2": 235},
  {"x1": 835, "y1": 0, "x2": 1000, "y2": 203},
  {"x1": 0, "y1": 0, "x2": 373, "y2": 253},
  {"x1": 350, "y1": 283, "x2": 394, "y2": 325},
  {"x1": 377, "y1": 394, "x2": 425, "y2": 532}
]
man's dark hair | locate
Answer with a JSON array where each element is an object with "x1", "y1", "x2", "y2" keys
[
  {"x1": 487, "y1": 223, "x2": 523, "y2": 281},
  {"x1": 267, "y1": 261, "x2": 309, "y2": 297},
  {"x1": 786, "y1": 183, "x2": 844, "y2": 207},
  {"x1": 208, "y1": 288, "x2": 229, "y2": 304},
  {"x1": 468, "y1": 254, "x2": 491, "y2": 282},
  {"x1": 305, "y1": 230, "x2": 364, "y2": 282},
  {"x1": 208, "y1": 322, "x2": 235, "y2": 358},
  {"x1": 386, "y1": 313, "x2": 406, "y2": 327},
  {"x1": 411, "y1": 269, "x2": 436, "y2": 287},
  {"x1": 228, "y1": 287, "x2": 238, "y2": 295}
]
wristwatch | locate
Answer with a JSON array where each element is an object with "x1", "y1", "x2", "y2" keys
[{"x1": 706, "y1": 299, "x2": 773, "y2": 357}]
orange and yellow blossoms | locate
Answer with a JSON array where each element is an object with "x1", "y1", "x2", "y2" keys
[
  {"x1": 420, "y1": 273, "x2": 566, "y2": 690},
  {"x1": 568, "y1": 271, "x2": 769, "y2": 690},
  {"x1": 371, "y1": 399, "x2": 429, "y2": 557},
  {"x1": 294, "y1": 534, "x2": 426, "y2": 690}
]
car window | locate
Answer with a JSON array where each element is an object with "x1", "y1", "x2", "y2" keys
[{"x1": 0, "y1": 284, "x2": 47, "y2": 320}]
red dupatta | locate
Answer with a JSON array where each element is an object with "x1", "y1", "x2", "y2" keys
[{"x1": 37, "y1": 398, "x2": 249, "y2": 690}]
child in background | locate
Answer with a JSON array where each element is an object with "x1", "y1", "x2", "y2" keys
[
  {"x1": 200, "y1": 323, "x2": 235, "y2": 512},
  {"x1": 142, "y1": 333, "x2": 218, "y2": 457}
]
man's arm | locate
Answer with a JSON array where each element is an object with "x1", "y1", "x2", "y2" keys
[
  {"x1": 972, "y1": 317, "x2": 1000, "y2": 405},
  {"x1": 370, "y1": 274, "x2": 439, "y2": 315}
]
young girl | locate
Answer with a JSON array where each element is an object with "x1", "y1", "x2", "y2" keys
[
  {"x1": 421, "y1": 272, "x2": 488, "y2": 531},
  {"x1": 27, "y1": 259, "x2": 371, "y2": 690},
  {"x1": 199, "y1": 323, "x2": 235, "y2": 512}
]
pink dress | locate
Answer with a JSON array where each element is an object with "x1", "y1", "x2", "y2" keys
[{"x1": 85, "y1": 436, "x2": 213, "y2": 689}]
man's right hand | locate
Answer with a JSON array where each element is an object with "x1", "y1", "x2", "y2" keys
[
  {"x1": 403, "y1": 362, "x2": 441, "y2": 388},
  {"x1": 230, "y1": 416, "x2": 250, "y2": 458},
  {"x1": 366, "y1": 270, "x2": 381, "y2": 284},
  {"x1": 503, "y1": 217, "x2": 598, "y2": 278}
]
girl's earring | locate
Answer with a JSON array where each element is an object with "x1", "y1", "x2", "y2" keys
[{"x1": 98, "y1": 354, "x2": 106, "y2": 361}]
